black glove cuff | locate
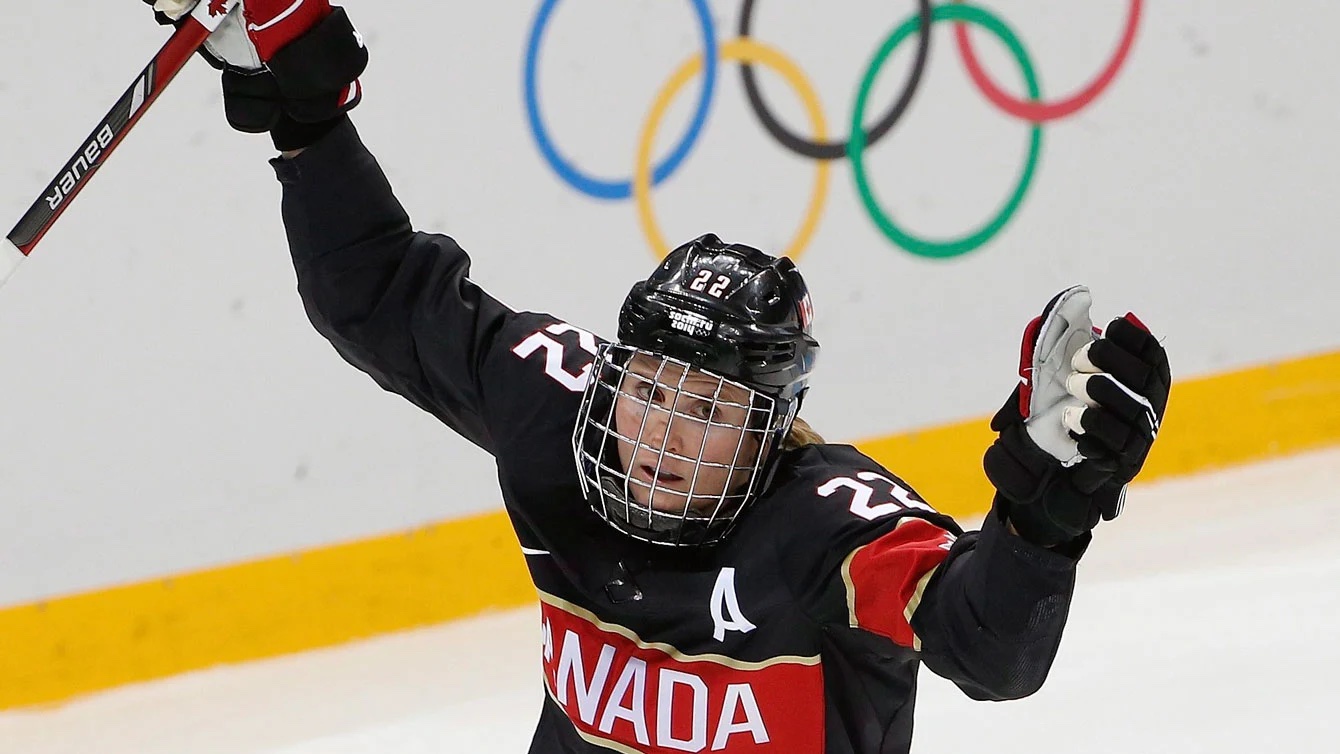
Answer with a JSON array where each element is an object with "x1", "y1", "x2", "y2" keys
[
  {"x1": 985, "y1": 423, "x2": 1110, "y2": 548},
  {"x1": 269, "y1": 113, "x2": 349, "y2": 152},
  {"x1": 983, "y1": 422, "x2": 1058, "y2": 505},
  {"x1": 993, "y1": 496, "x2": 1091, "y2": 558},
  {"x1": 996, "y1": 486, "x2": 1094, "y2": 550}
]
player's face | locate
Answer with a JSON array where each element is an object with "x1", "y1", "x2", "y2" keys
[{"x1": 613, "y1": 355, "x2": 760, "y2": 514}]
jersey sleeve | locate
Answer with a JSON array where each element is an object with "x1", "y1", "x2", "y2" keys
[
  {"x1": 775, "y1": 446, "x2": 1082, "y2": 701},
  {"x1": 269, "y1": 117, "x2": 600, "y2": 455},
  {"x1": 908, "y1": 503, "x2": 1085, "y2": 700},
  {"x1": 772, "y1": 446, "x2": 963, "y2": 643}
]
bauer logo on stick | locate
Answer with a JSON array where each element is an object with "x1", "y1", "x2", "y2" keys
[{"x1": 44, "y1": 125, "x2": 114, "y2": 211}]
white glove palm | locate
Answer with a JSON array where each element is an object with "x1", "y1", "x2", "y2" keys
[
  {"x1": 1019, "y1": 285, "x2": 1097, "y2": 467},
  {"x1": 200, "y1": 8, "x2": 262, "y2": 70}
]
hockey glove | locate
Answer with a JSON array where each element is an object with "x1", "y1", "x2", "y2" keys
[
  {"x1": 144, "y1": 0, "x2": 367, "y2": 150},
  {"x1": 1067, "y1": 313, "x2": 1172, "y2": 488},
  {"x1": 983, "y1": 288, "x2": 1171, "y2": 547}
]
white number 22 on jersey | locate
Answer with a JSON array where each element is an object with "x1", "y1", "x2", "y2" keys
[
  {"x1": 817, "y1": 472, "x2": 936, "y2": 520},
  {"x1": 511, "y1": 323, "x2": 599, "y2": 392}
]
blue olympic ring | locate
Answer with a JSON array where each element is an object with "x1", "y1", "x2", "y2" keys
[{"x1": 523, "y1": 0, "x2": 719, "y2": 201}]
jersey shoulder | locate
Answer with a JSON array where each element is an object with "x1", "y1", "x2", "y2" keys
[
  {"x1": 769, "y1": 443, "x2": 942, "y2": 516},
  {"x1": 742, "y1": 444, "x2": 963, "y2": 623},
  {"x1": 753, "y1": 443, "x2": 961, "y2": 547}
]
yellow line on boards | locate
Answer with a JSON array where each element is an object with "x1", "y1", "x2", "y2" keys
[
  {"x1": 0, "y1": 511, "x2": 534, "y2": 710},
  {"x1": 1, "y1": 349, "x2": 1336, "y2": 710}
]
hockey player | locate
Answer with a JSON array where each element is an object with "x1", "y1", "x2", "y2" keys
[{"x1": 152, "y1": 2, "x2": 1172, "y2": 751}]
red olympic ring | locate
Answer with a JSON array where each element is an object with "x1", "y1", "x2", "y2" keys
[{"x1": 952, "y1": 0, "x2": 1142, "y2": 122}]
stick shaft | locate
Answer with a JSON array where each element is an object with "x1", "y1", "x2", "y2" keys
[{"x1": 3, "y1": 1, "x2": 239, "y2": 284}]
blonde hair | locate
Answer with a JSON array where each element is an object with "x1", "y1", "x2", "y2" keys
[{"x1": 781, "y1": 416, "x2": 825, "y2": 450}]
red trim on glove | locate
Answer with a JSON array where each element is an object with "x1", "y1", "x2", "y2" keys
[
  {"x1": 1017, "y1": 315, "x2": 1042, "y2": 418},
  {"x1": 243, "y1": 0, "x2": 334, "y2": 61},
  {"x1": 1123, "y1": 311, "x2": 1150, "y2": 333}
]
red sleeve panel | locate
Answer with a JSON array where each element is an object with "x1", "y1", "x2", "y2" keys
[{"x1": 841, "y1": 517, "x2": 957, "y2": 651}]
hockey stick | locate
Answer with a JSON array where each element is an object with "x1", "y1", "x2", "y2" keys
[{"x1": 0, "y1": 0, "x2": 241, "y2": 289}]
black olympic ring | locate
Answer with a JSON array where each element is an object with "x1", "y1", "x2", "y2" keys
[{"x1": 737, "y1": 0, "x2": 933, "y2": 161}]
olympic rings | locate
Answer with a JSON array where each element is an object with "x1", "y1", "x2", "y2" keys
[
  {"x1": 850, "y1": 4, "x2": 1041, "y2": 259},
  {"x1": 952, "y1": 0, "x2": 1142, "y2": 122},
  {"x1": 523, "y1": 0, "x2": 718, "y2": 200},
  {"x1": 636, "y1": 39, "x2": 831, "y2": 261},
  {"x1": 520, "y1": 1, "x2": 1141, "y2": 259},
  {"x1": 737, "y1": 0, "x2": 932, "y2": 161}
]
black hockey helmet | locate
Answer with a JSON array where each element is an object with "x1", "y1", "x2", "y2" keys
[
  {"x1": 572, "y1": 234, "x2": 820, "y2": 546},
  {"x1": 619, "y1": 234, "x2": 818, "y2": 401}
]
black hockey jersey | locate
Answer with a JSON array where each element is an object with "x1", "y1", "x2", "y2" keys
[{"x1": 270, "y1": 118, "x2": 1085, "y2": 754}]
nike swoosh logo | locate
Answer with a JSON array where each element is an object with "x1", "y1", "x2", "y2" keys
[
  {"x1": 520, "y1": 547, "x2": 551, "y2": 556},
  {"x1": 247, "y1": 0, "x2": 305, "y2": 32}
]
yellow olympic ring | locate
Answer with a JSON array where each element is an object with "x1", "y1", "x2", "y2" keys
[{"x1": 634, "y1": 38, "x2": 831, "y2": 261}]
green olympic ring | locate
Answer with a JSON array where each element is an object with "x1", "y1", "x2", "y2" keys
[{"x1": 849, "y1": 3, "x2": 1042, "y2": 259}]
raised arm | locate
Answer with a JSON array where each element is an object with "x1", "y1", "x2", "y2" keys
[
  {"x1": 159, "y1": 0, "x2": 522, "y2": 451},
  {"x1": 780, "y1": 288, "x2": 1169, "y2": 701},
  {"x1": 920, "y1": 286, "x2": 1171, "y2": 698},
  {"x1": 273, "y1": 118, "x2": 514, "y2": 452}
]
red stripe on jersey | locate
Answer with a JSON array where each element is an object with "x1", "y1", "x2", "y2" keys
[
  {"x1": 843, "y1": 517, "x2": 956, "y2": 649},
  {"x1": 539, "y1": 593, "x2": 826, "y2": 753}
]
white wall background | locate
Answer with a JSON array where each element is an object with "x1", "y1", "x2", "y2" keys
[{"x1": 0, "y1": 0, "x2": 1336, "y2": 606}]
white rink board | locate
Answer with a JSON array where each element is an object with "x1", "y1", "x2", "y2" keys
[
  {"x1": 0, "y1": 1, "x2": 1337, "y2": 604},
  {"x1": 1, "y1": 449, "x2": 1337, "y2": 753}
]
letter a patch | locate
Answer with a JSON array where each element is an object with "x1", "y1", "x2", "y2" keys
[{"x1": 710, "y1": 567, "x2": 756, "y2": 642}]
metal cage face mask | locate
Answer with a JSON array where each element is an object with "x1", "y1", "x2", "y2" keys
[{"x1": 572, "y1": 344, "x2": 784, "y2": 547}]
